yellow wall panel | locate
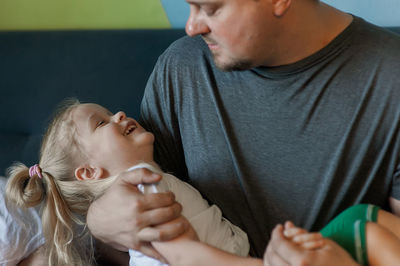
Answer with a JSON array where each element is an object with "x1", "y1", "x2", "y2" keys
[{"x1": 0, "y1": 0, "x2": 170, "y2": 30}]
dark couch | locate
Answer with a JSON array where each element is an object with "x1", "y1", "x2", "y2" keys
[
  {"x1": 0, "y1": 29, "x2": 185, "y2": 176},
  {"x1": 0, "y1": 27, "x2": 399, "y2": 176}
]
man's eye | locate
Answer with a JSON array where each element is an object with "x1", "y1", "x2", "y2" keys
[
  {"x1": 203, "y1": 7, "x2": 216, "y2": 16},
  {"x1": 205, "y1": 9, "x2": 215, "y2": 16}
]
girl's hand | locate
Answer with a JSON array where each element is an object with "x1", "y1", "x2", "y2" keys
[
  {"x1": 160, "y1": 216, "x2": 199, "y2": 243},
  {"x1": 283, "y1": 221, "x2": 325, "y2": 250},
  {"x1": 264, "y1": 223, "x2": 357, "y2": 266}
]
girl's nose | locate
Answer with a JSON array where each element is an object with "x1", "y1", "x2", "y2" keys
[{"x1": 113, "y1": 111, "x2": 126, "y2": 123}]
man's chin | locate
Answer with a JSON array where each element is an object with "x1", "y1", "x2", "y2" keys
[{"x1": 212, "y1": 54, "x2": 253, "y2": 72}]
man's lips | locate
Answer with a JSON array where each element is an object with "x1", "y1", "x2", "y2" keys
[
  {"x1": 207, "y1": 42, "x2": 218, "y2": 50},
  {"x1": 203, "y1": 37, "x2": 218, "y2": 50}
]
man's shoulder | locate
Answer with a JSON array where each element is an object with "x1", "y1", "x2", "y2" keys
[
  {"x1": 159, "y1": 35, "x2": 210, "y2": 64},
  {"x1": 168, "y1": 35, "x2": 206, "y2": 49},
  {"x1": 346, "y1": 19, "x2": 400, "y2": 80},
  {"x1": 354, "y1": 18, "x2": 400, "y2": 56}
]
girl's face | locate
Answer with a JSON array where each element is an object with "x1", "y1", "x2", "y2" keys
[{"x1": 71, "y1": 103, "x2": 154, "y2": 176}]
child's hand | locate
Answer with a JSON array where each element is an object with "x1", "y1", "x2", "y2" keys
[
  {"x1": 283, "y1": 221, "x2": 325, "y2": 250},
  {"x1": 172, "y1": 216, "x2": 199, "y2": 242},
  {"x1": 151, "y1": 216, "x2": 199, "y2": 264},
  {"x1": 155, "y1": 215, "x2": 199, "y2": 243}
]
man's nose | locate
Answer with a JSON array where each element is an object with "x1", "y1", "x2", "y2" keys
[{"x1": 185, "y1": 7, "x2": 211, "y2": 37}]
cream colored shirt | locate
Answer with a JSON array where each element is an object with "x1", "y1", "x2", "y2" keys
[{"x1": 128, "y1": 163, "x2": 249, "y2": 266}]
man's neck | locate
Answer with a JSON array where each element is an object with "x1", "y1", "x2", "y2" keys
[{"x1": 265, "y1": 1, "x2": 353, "y2": 67}]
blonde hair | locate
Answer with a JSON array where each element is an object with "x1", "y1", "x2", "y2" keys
[{"x1": 6, "y1": 99, "x2": 116, "y2": 266}]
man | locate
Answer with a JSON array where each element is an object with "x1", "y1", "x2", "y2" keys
[{"x1": 87, "y1": 0, "x2": 400, "y2": 264}]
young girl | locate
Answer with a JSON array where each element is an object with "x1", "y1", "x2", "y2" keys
[
  {"x1": 5, "y1": 99, "x2": 400, "y2": 266},
  {"x1": 5, "y1": 99, "x2": 261, "y2": 266}
]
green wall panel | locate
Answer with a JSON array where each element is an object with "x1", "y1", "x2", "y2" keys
[{"x1": 0, "y1": 0, "x2": 170, "y2": 30}]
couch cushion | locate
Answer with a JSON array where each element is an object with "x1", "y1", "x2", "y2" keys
[
  {"x1": 0, "y1": 29, "x2": 185, "y2": 175},
  {"x1": 0, "y1": 28, "x2": 398, "y2": 176}
]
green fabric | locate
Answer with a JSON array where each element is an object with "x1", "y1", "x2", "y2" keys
[{"x1": 320, "y1": 204, "x2": 380, "y2": 265}]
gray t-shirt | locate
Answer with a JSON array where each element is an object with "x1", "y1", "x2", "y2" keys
[{"x1": 140, "y1": 16, "x2": 400, "y2": 257}]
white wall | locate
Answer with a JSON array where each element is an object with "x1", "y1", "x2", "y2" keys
[
  {"x1": 323, "y1": 0, "x2": 400, "y2": 27},
  {"x1": 162, "y1": 0, "x2": 400, "y2": 28}
]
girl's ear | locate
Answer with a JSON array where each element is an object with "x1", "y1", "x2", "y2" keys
[{"x1": 74, "y1": 165, "x2": 105, "y2": 181}]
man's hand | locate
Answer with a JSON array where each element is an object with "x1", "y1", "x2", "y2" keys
[
  {"x1": 87, "y1": 168, "x2": 187, "y2": 260},
  {"x1": 264, "y1": 223, "x2": 359, "y2": 266}
]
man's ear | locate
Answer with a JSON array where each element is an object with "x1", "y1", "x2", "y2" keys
[
  {"x1": 74, "y1": 165, "x2": 105, "y2": 181},
  {"x1": 271, "y1": 0, "x2": 292, "y2": 17}
]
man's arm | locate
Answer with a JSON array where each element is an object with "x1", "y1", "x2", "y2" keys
[{"x1": 86, "y1": 168, "x2": 188, "y2": 259}]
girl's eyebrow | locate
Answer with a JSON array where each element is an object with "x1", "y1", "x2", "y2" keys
[{"x1": 87, "y1": 113, "x2": 99, "y2": 129}]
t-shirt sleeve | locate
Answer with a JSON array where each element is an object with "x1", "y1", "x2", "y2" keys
[
  {"x1": 163, "y1": 173, "x2": 250, "y2": 257},
  {"x1": 163, "y1": 173, "x2": 210, "y2": 218}
]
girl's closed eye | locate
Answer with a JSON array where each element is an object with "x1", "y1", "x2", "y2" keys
[{"x1": 96, "y1": 120, "x2": 106, "y2": 128}]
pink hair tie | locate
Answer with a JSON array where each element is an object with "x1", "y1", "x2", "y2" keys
[{"x1": 29, "y1": 164, "x2": 43, "y2": 179}]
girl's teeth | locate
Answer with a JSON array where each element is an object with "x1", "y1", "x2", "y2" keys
[{"x1": 125, "y1": 125, "x2": 137, "y2": 135}]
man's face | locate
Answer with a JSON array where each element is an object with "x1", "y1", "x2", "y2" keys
[
  {"x1": 185, "y1": 0, "x2": 279, "y2": 70},
  {"x1": 72, "y1": 103, "x2": 154, "y2": 175}
]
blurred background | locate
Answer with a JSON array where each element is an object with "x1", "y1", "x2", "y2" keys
[{"x1": 0, "y1": 0, "x2": 399, "y2": 31}]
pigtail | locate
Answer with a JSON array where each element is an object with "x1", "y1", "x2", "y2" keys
[
  {"x1": 42, "y1": 171, "x2": 92, "y2": 266},
  {"x1": 5, "y1": 99, "x2": 118, "y2": 266},
  {"x1": 6, "y1": 162, "x2": 93, "y2": 266},
  {"x1": 6, "y1": 162, "x2": 45, "y2": 209}
]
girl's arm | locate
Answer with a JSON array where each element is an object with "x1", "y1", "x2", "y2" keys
[
  {"x1": 154, "y1": 238, "x2": 262, "y2": 266},
  {"x1": 155, "y1": 241, "x2": 262, "y2": 266},
  {"x1": 17, "y1": 246, "x2": 47, "y2": 266},
  {"x1": 152, "y1": 218, "x2": 262, "y2": 266}
]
